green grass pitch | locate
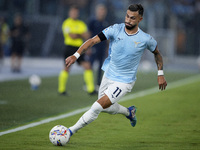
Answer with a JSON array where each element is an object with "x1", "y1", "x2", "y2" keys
[{"x1": 0, "y1": 72, "x2": 200, "y2": 149}]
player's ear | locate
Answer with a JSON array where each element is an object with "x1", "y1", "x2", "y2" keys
[{"x1": 139, "y1": 16, "x2": 143, "y2": 22}]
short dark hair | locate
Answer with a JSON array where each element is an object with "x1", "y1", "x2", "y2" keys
[{"x1": 128, "y1": 4, "x2": 144, "y2": 16}]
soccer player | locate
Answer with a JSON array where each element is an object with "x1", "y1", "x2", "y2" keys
[
  {"x1": 58, "y1": 5, "x2": 96, "y2": 95},
  {"x1": 65, "y1": 4, "x2": 167, "y2": 136}
]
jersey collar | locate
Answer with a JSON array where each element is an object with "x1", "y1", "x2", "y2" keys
[{"x1": 124, "y1": 27, "x2": 140, "y2": 36}]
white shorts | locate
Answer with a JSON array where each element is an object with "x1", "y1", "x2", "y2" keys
[{"x1": 98, "y1": 74, "x2": 135, "y2": 104}]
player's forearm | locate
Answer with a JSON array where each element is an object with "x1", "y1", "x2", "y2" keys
[
  {"x1": 77, "y1": 36, "x2": 100, "y2": 55},
  {"x1": 77, "y1": 39, "x2": 95, "y2": 54},
  {"x1": 153, "y1": 49, "x2": 163, "y2": 70}
]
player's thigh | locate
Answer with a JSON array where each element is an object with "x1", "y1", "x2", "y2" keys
[
  {"x1": 104, "y1": 80, "x2": 135, "y2": 104},
  {"x1": 98, "y1": 74, "x2": 110, "y2": 99}
]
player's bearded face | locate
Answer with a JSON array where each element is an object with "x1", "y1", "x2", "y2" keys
[
  {"x1": 125, "y1": 23, "x2": 136, "y2": 30},
  {"x1": 125, "y1": 10, "x2": 142, "y2": 30}
]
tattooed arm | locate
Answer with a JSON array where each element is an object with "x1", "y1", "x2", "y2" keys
[
  {"x1": 65, "y1": 35, "x2": 101, "y2": 68},
  {"x1": 153, "y1": 47, "x2": 167, "y2": 90},
  {"x1": 77, "y1": 35, "x2": 101, "y2": 55},
  {"x1": 153, "y1": 46, "x2": 164, "y2": 70}
]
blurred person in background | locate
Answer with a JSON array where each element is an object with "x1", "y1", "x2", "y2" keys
[
  {"x1": 0, "y1": 16, "x2": 10, "y2": 70},
  {"x1": 88, "y1": 4, "x2": 109, "y2": 90},
  {"x1": 58, "y1": 5, "x2": 96, "y2": 95},
  {"x1": 171, "y1": 0, "x2": 196, "y2": 55},
  {"x1": 10, "y1": 14, "x2": 29, "y2": 73}
]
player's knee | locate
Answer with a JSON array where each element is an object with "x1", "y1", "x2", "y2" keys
[
  {"x1": 97, "y1": 95, "x2": 112, "y2": 109},
  {"x1": 91, "y1": 101, "x2": 103, "y2": 114},
  {"x1": 102, "y1": 103, "x2": 119, "y2": 115},
  {"x1": 103, "y1": 108, "x2": 117, "y2": 114}
]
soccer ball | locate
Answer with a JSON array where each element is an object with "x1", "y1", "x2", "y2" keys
[
  {"x1": 49, "y1": 125, "x2": 71, "y2": 146},
  {"x1": 29, "y1": 74, "x2": 41, "y2": 90}
]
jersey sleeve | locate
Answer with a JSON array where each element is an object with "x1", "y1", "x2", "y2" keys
[
  {"x1": 147, "y1": 35, "x2": 157, "y2": 52},
  {"x1": 98, "y1": 32, "x2": 107, "y2": 41},
  {"x1": 102, "y1": 24, "x2": 117, "y2": 40}
]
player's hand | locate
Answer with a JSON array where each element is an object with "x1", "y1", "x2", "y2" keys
[
  {"x1": 65, "y1": 55, "x2": 77, "y2": 68},
  {"x1": 157, "y1": 76, "x2": 167, "y2": 91}
]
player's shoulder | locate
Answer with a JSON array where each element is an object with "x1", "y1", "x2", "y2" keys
[
  {"x1": 110, "y1": 23, "x2": 124, "y2": 29},
  {"x1": 105, "y1": 23, "x2": 124, "y2": 33},
  {"x1": 138, "y1": 28, "x2": 153, "y2": 40}
]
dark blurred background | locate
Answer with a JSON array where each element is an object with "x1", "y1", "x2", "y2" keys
[{"x1": 0, "y1": 0, "x2": 199, "y2": 79}]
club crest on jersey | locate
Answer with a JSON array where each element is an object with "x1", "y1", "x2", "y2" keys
[
  {"x1": 134, "y1": 41, "x2": 141, "y2": 47},
  {"x1": 104, "y1": 27, "x2": 109, "y2": 32}
]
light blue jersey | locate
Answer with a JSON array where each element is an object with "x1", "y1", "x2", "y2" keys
[{"x1": 102, "y1": 23, "x2": 157, "y2": 83}]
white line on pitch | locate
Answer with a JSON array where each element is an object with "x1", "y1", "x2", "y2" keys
[{"x1": 0, "y1": 74, "x2": 199, "y2": 136}]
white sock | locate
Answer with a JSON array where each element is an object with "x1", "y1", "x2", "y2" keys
[
  {"x1": 69, "y1": 102, "x2": 103, "y2": 134},
  {"x1": 102, "y1": 103, "x2": 129, "y2": 116}
]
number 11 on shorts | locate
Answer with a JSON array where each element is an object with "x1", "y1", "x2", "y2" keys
[{"x1": 113, "y1": 87, "x2": 122, "y2": 97}]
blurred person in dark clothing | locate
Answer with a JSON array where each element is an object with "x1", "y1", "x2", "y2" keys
[
  {"x1": 10, "y1": 14, "x2": 29, "y2": 73},
  {"x1": 88, "y1": 4, "x2": 109, "y2": 88}
]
